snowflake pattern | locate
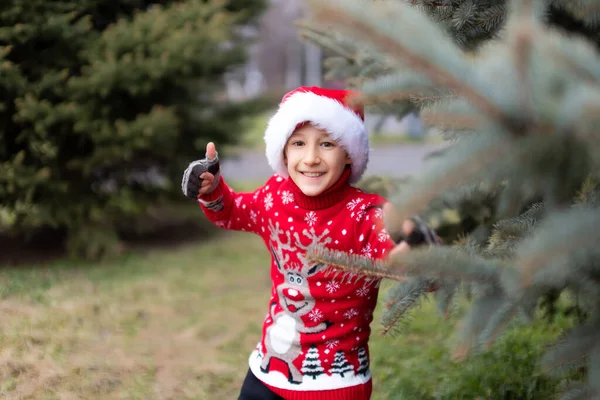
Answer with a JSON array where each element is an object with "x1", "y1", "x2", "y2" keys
[
  {"x1": 326, "y1": 280, "x2": 340, "y2": 294},
  {"x1": 215, "y1": 220, "x2": 230, "y2": 229},
  {"x1": 361, "y1": 243, "x2": 373, "y2": 258},
  {"x1": 378, "y1": 229, "x2": 390, "y2": 242},
  {"x1": 325, "y1": 339, "x2": 340, "y2": 349},
  {"x1": 355, "y1": 285, "x2": 370, "y2": 297},
  {"x1": 264, "y1": 193, "x2": 273, "y2": 210},
  {"x1": 308, "y1": 308, "x2": 323, "y2": 322},
  {"x1": 354, "y1": 203, "x2": 368, "y2": 222},
  {"x1": 344, "y1": 308, "x2": 359, "y2": 320},
  {"x1": 250, "y1": 210, "x2": 258, "y2": 224},
  {"x1": 281, "y1": 190, "x2": 294, "y2": 205},
  {"x1": 346, "y1": 198, "x2": 362, "y2": 211},
  {"x1": 305, "y1": 211, "x2": 317, "y2": 226},
  {"x1": 235, "y1": 197, "x2": 243, "y2": 207},
  {"x1": 374, "y1": 208, "x2": 383, "y2": 219}
]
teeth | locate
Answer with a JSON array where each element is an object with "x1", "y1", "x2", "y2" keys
[{"x1": 302, "y1": 172, "x2": 324, "y2": 177}]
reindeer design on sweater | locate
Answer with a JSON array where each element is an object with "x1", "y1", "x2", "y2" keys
[{"x1": 260, "y1": 220, "x2": 332, "y2": 384}]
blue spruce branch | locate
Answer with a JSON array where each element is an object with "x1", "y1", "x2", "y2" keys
[
  {"x1": 307, "y1": 0, "x2": 517, "y2": 128},
  {"x1": 541, "y1": 320, "x2": 600, "y2": 376},
  {"x1": 453, "y1": 286, "x2": 507, "y2": 359},
  {"x1": 514, "y1": 207, "x2": 600, "y2": 292},
  {"x1": 434, "y1": 280, "x2": 461, "y2": 320},
  {"x1": 387, "y1": 240, "x2": 509, "y2": 285},
  {"x1": 477, "y1": 298, "x2": 523, "y2": 349},
  {"x1": 381, "y1": 278, "x2": 433, "y2": 336},
  {"x1": 306, "y1": 245, "x2": 401, "y2": 281}
]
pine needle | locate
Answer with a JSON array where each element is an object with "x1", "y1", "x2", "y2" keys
[
  {"x1": 516, "y1": 207, "x2": 600, "y2": 290},
  {"x1": 558, "y1": 384, "x2": 598, "y2": 400},
  {"x1": 541, "y1": 321, "x2": 600, "y2": 376},
  {"x1": 391, "y1": 132, "x2": 518, "y2": 220},
  {"x1": 358, "y1": 70, "x2": 436, "y2": 105},
  {"x1": 306, "y1": 0, "x2": 523, "y2": 133},
  {"x1": 575, "y1": 176, "x2": 600, "y2": 206},
  {"x1": 297, "y1": 25, "x2": 356, "y2": 61},
  {"x1": 478, "y1": 299, "x2": 522, "y2": 349},
  {"x1": 409, "y1": 91, "x2": 457, "y2": 107},
  {"x1": 509, "y1": 0, "x2": 536, "y2": 122},
  {"x1": 454, "y1": 287, "x2": 507, "y2": 357},
  {"x1": 434, "y1": 280, "x2": 460, "y2": 320},
  {"x1": 421, "y1": 110, "x2": 486, "y2": 130},
  {"x1": 485, "y1": 202, "x2": 545, "y2": 259},
  {"x1": 306, "y1": 245, "x2": 402, "y2": 281},
  {"x1": 475, "y1": 5, "x2": 507, "y2": 32},
  {"x1": 380, "y1": 278, "x2": 432, "y2": 336},
  {"x1": 387, "y1": 246, "x2": 505, "y2": 284}
]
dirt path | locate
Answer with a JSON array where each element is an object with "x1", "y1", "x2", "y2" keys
[{"x1": 221, "y1": 143, "x2": 447, "y2": 181}]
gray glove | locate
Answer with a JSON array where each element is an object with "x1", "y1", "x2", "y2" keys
[
  {"x1": 181, "y1": 151, "x2": 221, "y2": 199},
  {"x1": 402, "y1": 216, "x2": 441, "y2": 246}
]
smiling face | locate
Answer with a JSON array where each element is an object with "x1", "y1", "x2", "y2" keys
[{"x1": 284, "y1": 124, "x2": 351, "y2": 197}]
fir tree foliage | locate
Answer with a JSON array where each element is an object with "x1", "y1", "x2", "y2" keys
[
  {"x1": 296, "y1": 14, "x2": 420, "y2": 119},
  {"x1": 0, "y1": 0, "x2": 266, "y2": 258},
  {"x1": 303, "y1": 0, "x2": 600, "y2": 397}
]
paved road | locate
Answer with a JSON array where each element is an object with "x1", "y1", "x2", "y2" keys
[{"x1": 221, "y1": 143, "x2": 447, "y2": 181}]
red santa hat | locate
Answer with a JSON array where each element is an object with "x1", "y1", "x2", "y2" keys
[{"x1": 263, "y1": 86, "x2": 369, "y2": 184}]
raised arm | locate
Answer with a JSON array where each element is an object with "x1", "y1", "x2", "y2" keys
[{"x1": 181, "y1": 142, "x2": 264, "y2": 234}]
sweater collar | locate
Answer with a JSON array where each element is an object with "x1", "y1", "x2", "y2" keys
[{"x1": 285, "y1": 166, "x2": 352, "y2": 210}]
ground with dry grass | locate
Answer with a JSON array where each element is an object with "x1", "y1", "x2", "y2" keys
[
  {"x1": 1, "y1": 231, "x2": 272, "y2": 399},
  {"x1": 0, "y1": 224, "x2": 569, "y2": 399},
  {"x1": 0, "y1": 225, "x2": 449, "y2": 399}
]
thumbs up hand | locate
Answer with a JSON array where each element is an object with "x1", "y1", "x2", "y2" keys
[
  {"x1": 205, "y1": 142, "x2": 217, "y2": 161},
  {"x1": 198, "y1": 142, "x2": 218, "y2": 195},
  {"x1": 181, "y1": 142, "x2": 221, "y2": 199}
]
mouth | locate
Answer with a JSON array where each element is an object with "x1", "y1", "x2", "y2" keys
[
  {"x1": 300, "y1": 172, "x2": 326, "y2": 178},
  {"x1": 285, "y1": 299, "x2": 308, "y2": 313}
]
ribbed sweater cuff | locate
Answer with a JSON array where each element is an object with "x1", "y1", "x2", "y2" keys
[{"x1": 264, "y1": 380, "x2": 372, "y2": 400}]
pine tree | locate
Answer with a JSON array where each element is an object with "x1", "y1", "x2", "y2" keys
[
  {"x1": 301, "y1": 345, "x2": 325, "y2": 379},
  {"x1": 329, "y1": 350, "x2": 354, "y2": 378},
  {"x1": 302, "y1": 0, "x2": 600, "y2": 397},
  {"x1": 0, "y1": 0, "x2": 266, "y2": 259},
  {"x1": 356, "y1": 346, "x2": 369, "y2": 376}
]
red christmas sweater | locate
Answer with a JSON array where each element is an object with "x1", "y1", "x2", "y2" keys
[{"x1": 198, "y1": 168, "x2": 395, "y2": 397}]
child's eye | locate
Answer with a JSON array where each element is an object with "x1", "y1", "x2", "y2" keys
[
  {"x1": 291, "y1": 140, "x2": 304, "y2": 146},
  {"x1": 321, "y1": 142, "x2": 335, "y2": 148}
]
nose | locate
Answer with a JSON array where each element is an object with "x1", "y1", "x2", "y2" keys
[
  {"x1": 303, "y1": 145, "x2": 321, "y2": 166},
  {"x1": 284, "y1": 288, "x2": 305, "y2": 301}
]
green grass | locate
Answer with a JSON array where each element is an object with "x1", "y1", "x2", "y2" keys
[
  {"x1": 368, "y1": 290, "x2": 572, "y2": 399},
  {"x1": 0, "y1": 228, "x2": 573, "y2": 399}
]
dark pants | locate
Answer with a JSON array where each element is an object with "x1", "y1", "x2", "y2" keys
[{"x1": 238, "y1": 369, "x2": 284, "y2": 400}]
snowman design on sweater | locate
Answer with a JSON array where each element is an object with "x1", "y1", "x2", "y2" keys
[{"x1": 199, "y1": 172, "x2": 395, "y2": 392}]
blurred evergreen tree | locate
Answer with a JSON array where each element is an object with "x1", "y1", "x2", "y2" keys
[{"x1": 0, "y1": 0, "x2": 266, "y2": 258}]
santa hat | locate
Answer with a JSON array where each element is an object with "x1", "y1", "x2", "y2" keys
[{"x1": 263, "y1": 86, "x2": 369, "y2": 184}]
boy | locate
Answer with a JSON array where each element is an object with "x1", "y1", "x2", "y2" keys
[{"x1": 182, "y1": 86, "x2": 436, "y2": 399}]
